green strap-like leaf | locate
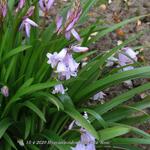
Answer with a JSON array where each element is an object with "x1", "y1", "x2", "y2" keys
[
  {"x1": 121, "y1": 115, "x2": 150, "y2": 126},
  {"x1": 111, "y1": 138, "x2": 150, "y2": 145},
  {"x1": 90, "y1": 14, "x2": 150, "y2": 43},
  {"x1": 27, "y1": 145, "x2": 40, "y2": 150},
  {"x1": 80, "y1": 108, "x2": 108, "y2": 128},
  {"x1": 2, "y1": 45, "x2": 32, "y2": 62},
  {"x1": 24, "y1": 117, "x2": 32, "y2": 139},
  {"x1": 75, "y1": 67, "x2": 150, "y2": 101},
  {"x1": 34, "y1": 92, "x2": 64, "y2": 111},
  {"x1": 3, "y1": 133, "x2": 17, "y2": 150},
  {"x1": 98, "y1": 126, "x2": 130, "y2": 141},
  {"x1": 79, "y1": 0, "x2": 97, "y2": 23},
  {"x1": 64, "y1": 105, "x2": 99, "y2": 140},
  {"x1": 2, "y1": 81, "x2": 59, "y2": 117},
  {"x1": 19, "y1": 78, "x2": 34, "y2": 91},
  {"x1": 94, "y1": 83, "x2": 150, "y2": 116},
  {"x1": 103, "y1": 144, "x2": 143, "y2": 150},
  {"x1": 109, "y1": 123, "x2": 150, "y2": 139},
  {"x1": 0, "y1": 118, "x2": 12, "y2": 139},
  {"x1": 23, "y1": 101, "x2": 46, "y2": 122},
  {"x1": 101, "y1": 96, "x2": 150, "y2": 124},
  {"x1": 42, "y1": 130, "x2": 71, "y2": 150}
]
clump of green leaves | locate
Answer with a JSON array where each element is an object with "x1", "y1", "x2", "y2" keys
[{"x1": 0, "y1": 0, "x2": 150, "y2": 150}]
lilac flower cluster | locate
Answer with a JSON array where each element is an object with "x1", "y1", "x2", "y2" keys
[
  {"x1": 118, "y1": 47, "x2": 138, "y2": 71},
  {"x1": 1, "y1": 0, "x2": 82, "y2": 40},
  {"x1": 19, "y1": 0, "x2": 54, "y2": 37},
  {"x1": 106, "y1": 47, "x2": 138, "y2": 88},
  {"x1": 11, "y1": 0, "x2": 55, "y2": 37},
  {"x1": 47, "y1": 46, "x2": 88, "y2": 94},
  {"x1": 92, "y1": 91, "x2": 106, "y2": 101},
  {"x1": 68, "y1": 112, "x2": 96, "y2": 150},
  {"x1": 106, "y1": 47, "x2": 138, "y2": 70},
  {"x1": 16, "y1": 0, "x2": 25, "y2": 12},
  {"x1": 72, "y1": 129, "x2": 96, "y2": 150},
  {"x1": 39, "y1": 0, "x2": 54, "y2": 16},
  {"x1": 20, "y1": 6, "x2": 38, "y2": 37},
  {"x1": 56, "y1": 0, "x2": 82, "y2": 41},
  {"x1": 118, "y1": 47, "x2": 138, "y2": 88},
  {"x1": 46, "y1": 0, "x2": 89, "y2": 94}
]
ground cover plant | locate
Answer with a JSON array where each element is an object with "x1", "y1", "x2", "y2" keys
[{"x1": 0, "y1": 0, "x2": 150, "y2": 149}]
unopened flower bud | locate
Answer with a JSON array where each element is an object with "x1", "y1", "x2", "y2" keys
[
  {"x1": 16, "y1": 0, "x2": 25, "y2": 12},
  {"x1": 1, "y1": 86, "x2": 9, "y2": 97},
  {"x1": 0, "y1": 0, "x2": 7, "y2": 19},
  {"x1": 26, "y1": 6, "x2": 35, "y2": 17}
]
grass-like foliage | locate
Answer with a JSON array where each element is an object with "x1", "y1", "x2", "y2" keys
[{"x1": 0, "y1": 0, "x2": 150, "y2": 149}]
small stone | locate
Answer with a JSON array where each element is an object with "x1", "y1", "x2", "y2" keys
[
  {"x1": 100, "y1": 4, "x2": 107, "y2": 11},
  {"x1": 123, "y1": 80, "x2": 133, "y2": 89},
  {"x1": 116, "y1": 29, "x2": 125, "y2": 37},
  {"x1": 137, "y1": 19, "x2": 142, "y2": 26},
  {"x1": 81, "y1": 62, "x2": 87, "y2": 67},
  {"x1": 140, "y1": 93, "x2": 147, "y2": 99},
  {"x1": 82, "y1": 57, "x2": 89, "y2": 62},
  {"x1": 117, "y1": 40, "x2": 123, "y2": 45},
  {"x1": 91, "y1": 32, "x2": 98, "y2": 36},
  {"x1": 108, "y1": 0, "x2": 112, "y2": 4}
]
